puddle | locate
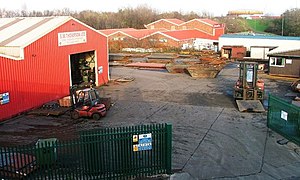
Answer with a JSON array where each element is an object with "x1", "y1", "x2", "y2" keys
[
  {"x1": 295, "y1": 148, "x2": 300, "y2": 155},
  {"x1": 226, "y1": 89, "x2": 233, "y2": 96},
  {"x1": 263, "y1": 99, "x2": 268, "y2": 109},
  {"x1": 140, "y1": 69, "x2": 168, "y2": 73}
]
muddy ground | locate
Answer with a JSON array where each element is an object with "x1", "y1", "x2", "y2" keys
[{"x1": 0, "y1": 62, "x2": 299, "y2": 179}]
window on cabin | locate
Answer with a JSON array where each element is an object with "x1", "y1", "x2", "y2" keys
[
  {"x1": 270, "y1": 57, "x2": 285, "y2": 67},
  {"x1": 223, "y1": 49, "x2": 231, "y2": 54}
]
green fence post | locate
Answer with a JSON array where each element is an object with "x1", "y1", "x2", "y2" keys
[
  {"x1": 165, "y1": 123, "x2": 172, "y2": 174},
  {"x1": 298, "y1": 110, "x2": 300, "y2": 133},
  {"x1": 267, "y1": 94, "x2": 272, "y2": 128}
]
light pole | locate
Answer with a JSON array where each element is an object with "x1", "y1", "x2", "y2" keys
[{"x1": 281, "y1": 14, "x2": 284, "y2": 36}]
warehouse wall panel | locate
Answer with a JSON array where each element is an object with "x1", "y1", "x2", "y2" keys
[{"x1": 0, "y1": 19, "x2": 108, "y2": 121}]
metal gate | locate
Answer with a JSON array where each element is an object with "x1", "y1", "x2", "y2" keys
[
  {"x1": 0, "y1": 123, "x2": 172, "y2": 179},
  {"x1": 267, "y1": 94, "x2": 300, "y2": 145}
]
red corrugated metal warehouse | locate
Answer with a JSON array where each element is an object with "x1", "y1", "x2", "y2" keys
[{"x1": 0, "y1": 16, "x2": 109, "y2": 121}]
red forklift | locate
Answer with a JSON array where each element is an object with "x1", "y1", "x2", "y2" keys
[
  {"x1": 69, "y1": 86, "x2": 108, "y2": 120},
  {"x1": 233, "y1": 61, "x2": 265, "y2": 112}
]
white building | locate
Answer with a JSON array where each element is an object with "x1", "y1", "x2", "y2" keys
[{"x1": 219, "y1": 34, "x2": 300, "y2": 59}]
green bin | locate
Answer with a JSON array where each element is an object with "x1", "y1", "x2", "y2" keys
[{"x1": 35, "y1": 138, "x2": 58, "y2": 167}]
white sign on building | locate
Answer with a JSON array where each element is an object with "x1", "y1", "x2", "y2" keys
[
  {"x1": 58, "y1": 31, "x2": 87, "y2": 46},
  {"x1": 0, "y1": 92, "x2": 9, "y2": 105}
]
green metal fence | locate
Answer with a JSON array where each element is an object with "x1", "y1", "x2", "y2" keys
[
  {"x1": 0, "y1": 123, "x2": 172, "y2": 179},
  {"x1": 267, "y1": 94, "x2": 300, "y2": 145}
]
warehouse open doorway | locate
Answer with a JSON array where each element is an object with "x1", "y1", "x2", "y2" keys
[{"x1": 70, "y1": 51, "x2": 96, "y2": 87}]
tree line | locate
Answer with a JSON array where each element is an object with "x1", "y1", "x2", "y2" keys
[
  {"x1": 264, "y1": 8, "x2": 300, "y2": 36},
  {"x1": 0, "y1": 6, "x2": 299, "y2": 36},
  {"x1": 0, "y1": 6, "x2": 204, "y2": 29}
]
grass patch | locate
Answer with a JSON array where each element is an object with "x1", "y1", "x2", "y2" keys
[{"x1": 247, "y1": 19, "x2": 272, "y2": 32}]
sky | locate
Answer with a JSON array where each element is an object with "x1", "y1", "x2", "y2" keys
[{"x1": 0, "y1": 0, "x2": 299, "y2": 16}]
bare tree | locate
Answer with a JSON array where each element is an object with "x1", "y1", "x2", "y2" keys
[
  {"x1": 0, "y1": 9, "x2": 5, "y2": 18},
  {"x1": 199, "y1": 10, "x2": 214, "y2": 18},
  {"x1": 21, "y1": 3, "x2": 28, "y2": 17}
]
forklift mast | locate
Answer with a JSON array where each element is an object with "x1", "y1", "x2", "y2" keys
[
  {"x1": 238, "y1": 62, "x2": 258, "y2": 89},
  {"x1": 234, "y1": 61, "x2": 265, "y2": 112},
  {"x1": 234, "y1": 61, "x2": 264, "y2": 101},
  {"x1": 70, "y1": 85, "x2": 78, "y2": 110}
]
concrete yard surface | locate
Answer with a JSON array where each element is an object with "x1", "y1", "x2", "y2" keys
[{"x1": 0, "y1": 62, "x2": 299, "y2": 179}]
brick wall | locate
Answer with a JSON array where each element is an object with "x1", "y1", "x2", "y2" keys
[
  {"x1": 180, "y1": 20, "x2": 214, "y2": 35},
  {"x1": 146, "y1": 21, "x2": 179, "y2": 30},
  {"x1": 108, "y1": 32, "x2": 139, "y2": 50},
  {"x1": 141, "y1": 34, "x2": 179, "y2": 48}
]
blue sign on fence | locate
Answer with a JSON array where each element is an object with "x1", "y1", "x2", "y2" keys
[
  {"x1": 133, "y1": 133, "x2": 152, "y2": 152},
  {"x1": 137, "y1": 142, "x2": 152, "y2": 151}
]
